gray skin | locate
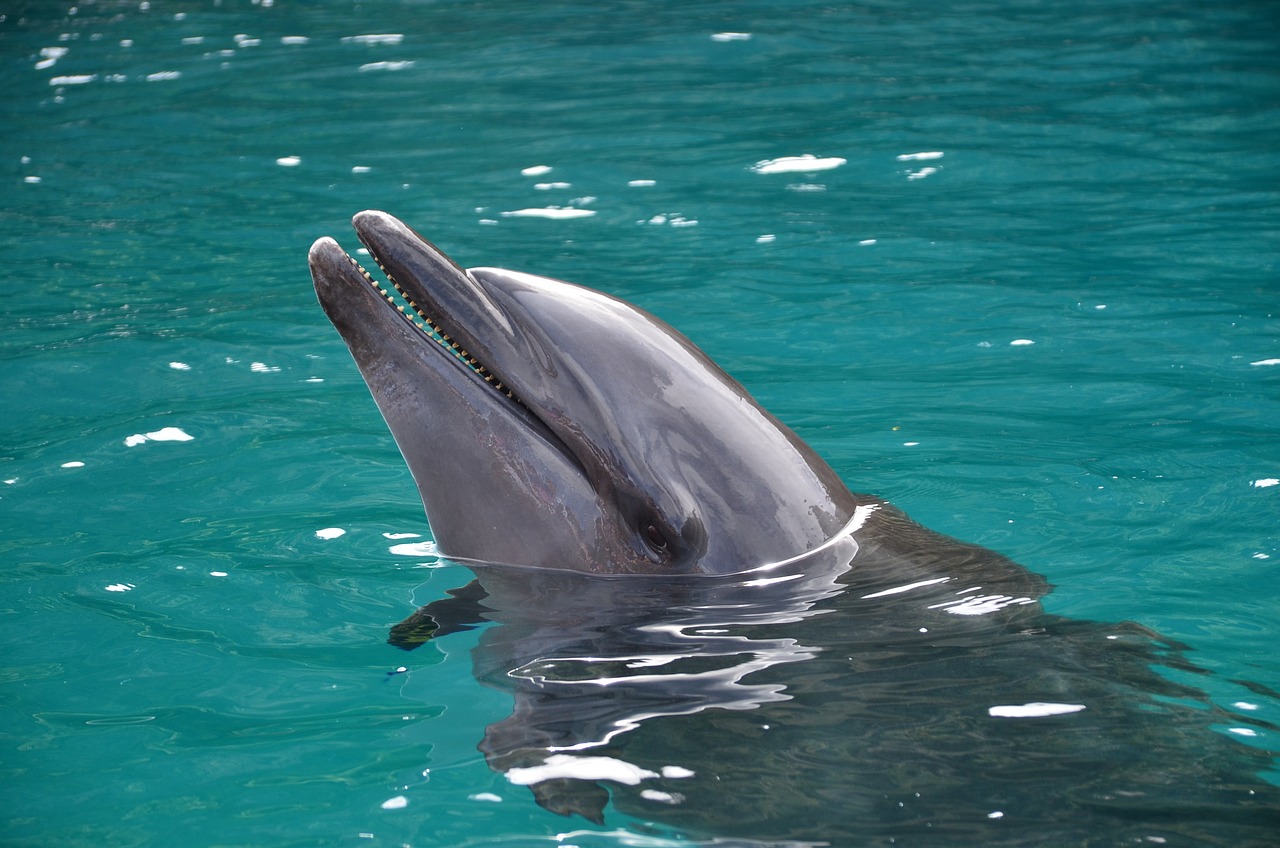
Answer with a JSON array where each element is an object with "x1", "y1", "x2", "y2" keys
[
  {"x1": 311, "y1": 213, "x2": 1279, "y2": 843},
  {"x1": 310, "y1": 210, "x2": 859, "y2": 575}
]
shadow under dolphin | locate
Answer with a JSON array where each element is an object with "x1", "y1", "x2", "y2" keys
[{"x1": 310, "y1": 212, "x2": 1278, "y2": 845}]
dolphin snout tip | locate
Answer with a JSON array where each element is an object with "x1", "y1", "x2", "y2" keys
[
  {"x1": 352, "y1": 209, "x2": 393, "y2": 229},
  {"x1": 308, "y1": 236, "x2": 341, "y2": 265}
]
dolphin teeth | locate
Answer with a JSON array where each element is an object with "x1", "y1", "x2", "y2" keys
[{"x1": 351, "y1": 243, "x2": 521, "y2": 406}]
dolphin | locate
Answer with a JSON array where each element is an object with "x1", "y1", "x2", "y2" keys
[
  {"x1": 309, "y1": 211, "x2": 1041, "y2": 586},
  {"x1": 309, "y1": 212, "x2": 1278, "y2": 844},
  {"x1": 308, "y1": 210, "x2": 863, "y2": 574}
]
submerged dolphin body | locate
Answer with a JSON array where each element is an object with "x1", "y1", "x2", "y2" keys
[{"x1": 310, "y1": 212, "x2": 1278, "y2": 844}]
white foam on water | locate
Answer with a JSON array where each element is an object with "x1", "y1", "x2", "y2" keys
[
  {"x1": 359, "y1": 61, "x2": 414, "y2": 72},
  {"x1": 643, "y1": 213, "x2": 696, "y2": 227},
  {"x1": 751, "y1": 154, "x2": 846, "y2": 174},
  {"x1": 989, "y1": 702, "x2": 1086, "y2": 718},
  {"x1": 35, "y1": 46, "x2": 69, "y2": 69},
  {"x1": 342, "y1": 34, "x2": 404, "y2": 45},
  {"x1": 506, "y1": 755, "x2": 657, "y2": 787},
  {"x1": 640, "y1": 790, "x2": 681, "y2": 804},
  {"x1": 502, "y1": 207, "x2": 596, "y2": 219},
  {"x1": 124, "y1": 427, "x2": 193, "y2": 447},
  {"x1": 389, "y1": 541, "x2": 440, "y2": 557},
  {"x1": 148, "y1": 427, "x2": 192, "y2": 442}
]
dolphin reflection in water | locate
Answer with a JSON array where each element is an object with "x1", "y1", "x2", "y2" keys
[{"x1": 310, "y1": 212, "x2": 1278, "y2": 845}]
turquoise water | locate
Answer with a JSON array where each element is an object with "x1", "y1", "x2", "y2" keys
[{"x1": 3, "y1": 0, "x2": 1279, "y2": 845}]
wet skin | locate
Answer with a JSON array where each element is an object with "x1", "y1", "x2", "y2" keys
[{"x1": 310, "y1": 212, "x2": 1278, "y2": 844}]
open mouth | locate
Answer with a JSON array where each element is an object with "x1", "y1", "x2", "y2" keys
[
  {"x1": 331, "y1": 240, "x2": 522, "y2": 406},
  {"x1": 311, "y1": 212, "x2": 593, "y2": 506}
]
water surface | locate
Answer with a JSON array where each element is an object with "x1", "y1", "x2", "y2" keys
[{"x1": 2, "y1": 1, "x2": 1278, "y2": 845}]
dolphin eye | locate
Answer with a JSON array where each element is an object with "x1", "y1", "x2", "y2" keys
[{"x1": 642, "y1": 522, "x2": 669, "y2": 554}]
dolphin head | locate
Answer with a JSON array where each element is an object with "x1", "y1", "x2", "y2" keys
[{"x1": 310, "y1": 211, "x2": 858, "y2": 574}]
